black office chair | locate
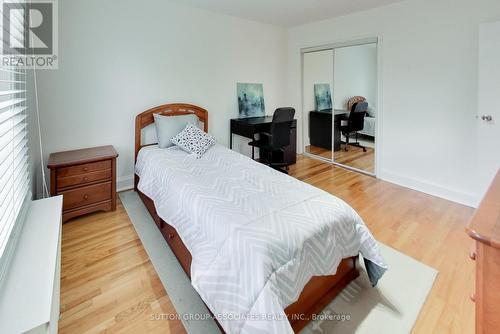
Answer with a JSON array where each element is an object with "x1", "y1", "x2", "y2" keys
[
  {"x1": 340, "y1": 102, "x2": 368, "y2": 152},
  {"x1": 248, "y1": 107, "x2": 295, "y2": 173}
]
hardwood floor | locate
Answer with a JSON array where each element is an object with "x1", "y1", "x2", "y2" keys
[
  {"x1": 59, "y1": 201, "x2": 186, "y2": 334},
  {"x1": 305, "y1": 144, "x2": 375, "y2": 173},
  {"x1": 60, "y1": 155, "x2": 475, "y2": 333}
]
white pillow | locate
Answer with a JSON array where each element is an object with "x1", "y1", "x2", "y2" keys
[
  {"x1": 153, "y1": 113, "x2": 199, "y2": 148},
  {"x1": 170, "y1": 123, "x2": 216, "y2": 158}
]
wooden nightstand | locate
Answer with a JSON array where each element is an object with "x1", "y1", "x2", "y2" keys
[{"x1": 47, "y1": 145, "x2": 118, "y2": 223}]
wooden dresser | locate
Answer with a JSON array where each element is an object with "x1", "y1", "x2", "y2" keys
[
  {"x1": 466, "y1": 169, "x2": 500, "y2": 333},
  {"x1": 47, "y1": 145, "x2": 118, "y2": 222}
]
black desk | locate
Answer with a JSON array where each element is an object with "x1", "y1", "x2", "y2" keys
[
  {"x1": 230, "y1": 117, "x2": 297, "y2": 165},
  {"x1": 309, "y1": 109, "x2": 349, "y2": 151}
]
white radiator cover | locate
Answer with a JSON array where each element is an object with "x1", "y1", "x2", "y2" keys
[{"x1": 0, "y1": 196, "x2": 62, "y2": 334}]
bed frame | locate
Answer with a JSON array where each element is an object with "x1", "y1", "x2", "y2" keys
[{"x1": 134, "y1": 103, "x2": 359, "y2": 333}]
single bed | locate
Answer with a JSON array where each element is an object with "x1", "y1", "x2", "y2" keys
[{"x1": 134, "y1": 103, "x2": 386, "y2": 333}]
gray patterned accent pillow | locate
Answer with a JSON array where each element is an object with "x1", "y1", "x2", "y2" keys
[{"x1": 170, "y1": 123, "x2": 216, "y2": 158}]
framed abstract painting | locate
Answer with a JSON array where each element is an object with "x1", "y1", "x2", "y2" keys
[
  {"x1": 237, "y1": 83, "x2": 265, "y2": 118},
  {"x1": 314, "y1": 83, "x2": 332, "y2": 111}
]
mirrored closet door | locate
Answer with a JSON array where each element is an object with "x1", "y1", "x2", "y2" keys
[
  {"x1": 302, "y1": 49, "x2": 334, "y2": 161},
  {"x1": 333, "y1": 43, "x2": 377, "y2": 174},
  {"x1": 302, "y1": 40, "x2": 377, "y2": 175}
]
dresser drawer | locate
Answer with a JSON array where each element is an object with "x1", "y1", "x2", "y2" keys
[
  {"x1": 58, "y1": 160, "x2": 111, "y2": 177},
  {"x1": 61, "y1": 182, "x2": 112, "y2": 211},
  {"x1": 57, "y1": 169, "x2": 111, "y2": 189}
]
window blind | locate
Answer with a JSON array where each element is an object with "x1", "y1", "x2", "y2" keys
[{"x1": 0, "y1": 2, "x2": 31, "y2": 284}]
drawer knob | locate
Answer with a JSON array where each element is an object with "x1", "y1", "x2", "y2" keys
[
  {"x1": 469, "y1": 251, "x2": 476, "y2": 261},
  {"x1": 168, "y1": 233, "x2": 175, "y2": 239},
  {"x1": 83, "y1": 177, "x2": 89, "y2": 182},
  {"x1": 83, "y1": 194, "x2": 89, "y2": 200},
  {"x1": 470, "y1": 293, "x2": 476, "y2": 303},
  {"x1": 83, "y1": 167, "x2": 89, "y2": 172}
]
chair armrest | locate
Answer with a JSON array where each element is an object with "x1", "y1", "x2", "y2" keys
[
  {"x1": 259, "y1": 132, "x2": 272, "y2": 138},
  {"x1": 254, "y1": 132, "x2": 272, "y2": 141},
  {"x1": 251, "y1": 132, "x2": 272, "y2": 143}
]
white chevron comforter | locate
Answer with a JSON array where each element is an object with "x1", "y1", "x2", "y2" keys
[{"x1": 136, "y1": 144, "x2": 387, "y2": 334}]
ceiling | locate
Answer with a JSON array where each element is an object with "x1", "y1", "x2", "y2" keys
[{"x1": 170, "y1": 0, "x2": 405, "y2": 27}]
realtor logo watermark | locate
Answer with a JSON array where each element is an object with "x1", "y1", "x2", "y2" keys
[{"x1": 1, "y1": 0, "x2": 58, "y2": 69}]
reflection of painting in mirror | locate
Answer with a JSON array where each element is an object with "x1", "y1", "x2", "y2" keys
[
  {"x1": 314, "y1": 84, "x2": 332, "y2": 111},
  {"x1": 237, "y1": 83, "x2": 265, "y2": 118}
]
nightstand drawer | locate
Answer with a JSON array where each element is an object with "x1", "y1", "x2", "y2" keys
[
  {"x1": 58, "y1": 160, "x2": 111, "y2": 177},
  {"x1": 61, "y1": 182, "x2": 112, "y2": 211},
  {"x1": 57, "y1": 169, "x2": 111, "y2": 189}
]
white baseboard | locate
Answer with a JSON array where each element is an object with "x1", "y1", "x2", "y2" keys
[
  {"x1": 117, "y1": 174, "x2": 134, "y2": 192},
  {"x1": 380, "y1": 169, "x2": 479, "y2": 208}
]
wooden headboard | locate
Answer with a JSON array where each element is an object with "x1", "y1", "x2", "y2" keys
[{"x1": 134, "y1": 103, "x2": 208, "y2": 163}]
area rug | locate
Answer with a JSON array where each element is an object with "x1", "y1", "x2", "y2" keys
[{"x1": 119, "y1": 190, "x2": 437, "y2": 334}]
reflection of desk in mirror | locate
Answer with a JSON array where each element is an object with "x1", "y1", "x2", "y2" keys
[
  {"x1": 230, "y1": 116, "x2": 297, "y2": 165},
  {"x1": 309, "y1": 109, "x2": 349, "y2": 151}
]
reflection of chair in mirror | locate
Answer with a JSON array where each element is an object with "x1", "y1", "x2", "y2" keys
[
  {"x1": 248, "y1": 107, "x2": 295, "y2": 173},
  {"x1": 341, "y1": 102, "x2": 368, "y2": 152}
]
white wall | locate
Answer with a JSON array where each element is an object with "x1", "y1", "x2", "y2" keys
[
  {"x1": 288, "y1": 0, "x2": 500, "y2": 207},
  {"x1": 31, "y1": 0, "x2": 500, "y2": 207},
  {"x1": 302, "y1": 50, "x2": 333, "y2": 146},
  {"x1": 34, "y1": 0, "x2": 287, "y2": 194},
  {"x1": 333, "y1": 44, "x2": 377, "y2": 111}
]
